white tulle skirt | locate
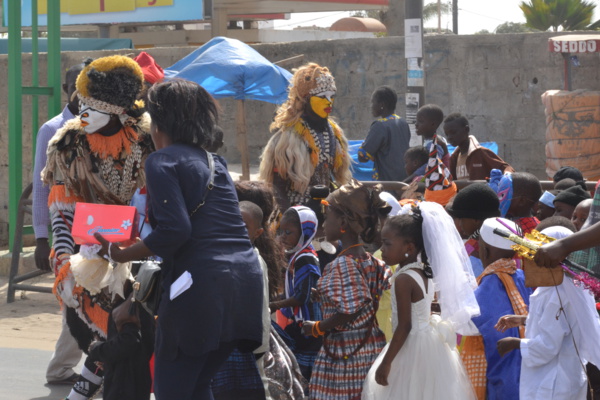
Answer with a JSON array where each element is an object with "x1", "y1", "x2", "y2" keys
[{"x1": 362, "y1": 315, "x2": 475, "y2": 400}]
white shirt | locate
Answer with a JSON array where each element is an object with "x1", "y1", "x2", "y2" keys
[{"x1": 520, "y1": 277, "x2": 598, "y2": 400}]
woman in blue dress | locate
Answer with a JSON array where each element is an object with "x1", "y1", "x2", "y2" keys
[{"x1": 95, "y1": 79, "x2": 264, "y2": 400}]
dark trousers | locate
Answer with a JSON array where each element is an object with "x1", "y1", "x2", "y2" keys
[{"x1": 154, "y1": 341, "x2": 236, "y2": 400}]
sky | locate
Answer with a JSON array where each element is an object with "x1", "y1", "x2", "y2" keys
[{"x1": 273, "y1": 0, "x2": 530, "y2": 34}]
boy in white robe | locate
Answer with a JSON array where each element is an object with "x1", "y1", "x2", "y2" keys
[{"x1": 496, "y1": 226, "x2": 600, "y2": 400}]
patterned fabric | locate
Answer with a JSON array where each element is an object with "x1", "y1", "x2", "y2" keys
[
  {"x1": 283, "y1": 206, "x2": 321, "y2": 322},
  {"x1": 424, "y1": 134, "x2": 453, "y2": 191},
  {"x1": 286, "y1": 120, "x2": 340, "y2": 206},
  {"x1": 282, "y1": 206, "x2": 323, "y2": 378},
  {"x1": 310, "y1": 254, "x2": 391, "y2": 400},
  {"x1": 571, "y1": 179, "x2": 600, "y2": 273},
  {"x1": 424, "y1": 134, "x2": 457, "y2": 206},
  {"x1": 461, "y1": 258, "x2": 528, "y2": 400},
  {"x1": 212, "y1": 349, "x2": 264, "y2": 396},
  {"x1": 513, "y1": 216, "x2": 539, "y2": 235}
]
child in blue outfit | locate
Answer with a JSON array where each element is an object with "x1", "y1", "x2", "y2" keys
[{"x1": 270, "y1": 206, "x2": 323, "y2": 380}]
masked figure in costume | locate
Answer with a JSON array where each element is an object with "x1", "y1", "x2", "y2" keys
[
  {"x1": 259, "y1": 63, "x2": 351, "y2": 211},
  {"x1": 42, "y1": 55, "x2": 153, "y2": 400}
]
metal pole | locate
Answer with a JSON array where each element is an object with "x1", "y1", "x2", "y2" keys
[
  {"x1": 31, "y1": 0, "x2": 39, "y2": 159},
  {"x1": 452, "y1": 0, "x2": 458, "y2": 34},
  {"x1": 405, "y1": 0, "x2": 425, "y2": 141},
  {"x1": 47, "y1": 0, "x2": 61, "y2": 118},
  {"x1": 8, "y1": 0, "x2": 23, "y2": 250},
  {"x1": 563, "y1": 53, "x2": 572, "y2": 91}
]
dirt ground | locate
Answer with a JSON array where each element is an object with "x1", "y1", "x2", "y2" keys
[{"x1": 0, "y1": 273, "x2": 63, "y2": 352}]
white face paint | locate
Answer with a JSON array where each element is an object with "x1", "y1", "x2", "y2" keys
[
  {"x1": 79, "y1": 103, "x2": 112, "y2": 134},
  {"x1": 316, "y1": 90, "x2": 336, "y2": 101}
]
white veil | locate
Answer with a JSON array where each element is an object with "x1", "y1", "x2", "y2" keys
[{"x1": 419, "y1": 201, "x2": 481, "y2": 334}]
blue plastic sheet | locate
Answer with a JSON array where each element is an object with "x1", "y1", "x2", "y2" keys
[
  {"x1": 164, "y1": 36, "x2": 292, "y2": 104},
  {"x1": 348, "y1": 140, "x2": 375, "y2": 181},
  {"x1": 348, "y1": 140, "x2": 499, "y2": 181}
]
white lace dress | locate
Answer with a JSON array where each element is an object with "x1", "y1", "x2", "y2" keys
[{"x1": 362, "y1": 266, "x2": 475, "y2": 400}]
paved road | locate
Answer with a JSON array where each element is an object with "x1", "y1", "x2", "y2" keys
[{"x1": 0, "y1": 348, "x2": 87, "y2": 400}]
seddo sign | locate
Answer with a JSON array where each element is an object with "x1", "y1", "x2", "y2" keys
[{"x1": 549, "y1": 35, "x2": 600, "y2": 53}]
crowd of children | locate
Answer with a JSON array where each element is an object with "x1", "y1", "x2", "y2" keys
[{"x1": 36, "y1": 57, "x2": 600, "y2": 400}]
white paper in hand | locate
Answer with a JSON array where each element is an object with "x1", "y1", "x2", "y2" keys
[{"x1": 170, "y1": 270, "x2": 193, "y2": 300}]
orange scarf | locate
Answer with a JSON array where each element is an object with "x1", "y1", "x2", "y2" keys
[{"x1": 460, "y1": 258, "x2": 528, "y2": 400}]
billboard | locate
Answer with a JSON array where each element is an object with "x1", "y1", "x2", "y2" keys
[{"x1": 4, "y1": 0, "x2": 204, "y2": 26}]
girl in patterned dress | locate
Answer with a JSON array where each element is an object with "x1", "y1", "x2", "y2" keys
[{"x1": 301, "y1": 181, "x2": 392, "y2": 400}]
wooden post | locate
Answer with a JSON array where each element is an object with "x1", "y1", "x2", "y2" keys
[{"x1": 236, "y1": 99, "x2": 250, "y2": 180}]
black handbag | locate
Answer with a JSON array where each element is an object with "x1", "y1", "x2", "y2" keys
[
  {"x1": 131, "y1": 149, "x2": 215, "y2": 316},
  {"x1": 132, "y1": 260, "x2": 162, "y2": 315}
]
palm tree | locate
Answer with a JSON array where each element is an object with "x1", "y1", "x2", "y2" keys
[
  {"x1": 520, "y1": 0, "x2": 597, "y2": 31},
  {"x1": 423, "y1": 1, "x2": 452, "y2": 32}
]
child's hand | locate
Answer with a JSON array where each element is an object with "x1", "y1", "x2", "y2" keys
[
  {"x1": 495, "y1": 315, "x2": 526, "y2": 332},
  {"x1": 310, "y1": 288, "x2": 320, "y2": 303},
  {"x1": 375, "y1": 362, "x2": 391, "y2": 386},
  {"x1": 496, "y1": 337, "x2": 520, "y2": 357}
]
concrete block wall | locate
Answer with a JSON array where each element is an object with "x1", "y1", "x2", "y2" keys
[{"x1": 1, "y1": 31, "x2": 599, "y2": 246}]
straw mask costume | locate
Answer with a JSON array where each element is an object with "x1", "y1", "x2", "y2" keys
[
  {"x1": 42, "y1": 55, "x2": 152, "y2": 339},
  {"x1": 259, "y1": 63, "x2": 351, "y2": 210}
]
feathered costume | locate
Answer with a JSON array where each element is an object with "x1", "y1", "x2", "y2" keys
[
  {"x1": 259, "y1": 63, "x2": 351, "y2": 209},
  {"x1": 41, "y1": 55, "x2": 153, "y2": 400}
]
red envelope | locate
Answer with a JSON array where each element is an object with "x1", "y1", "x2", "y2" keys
[{"x1": 72, "y1": 203, "x2": 139, "y2": 245}]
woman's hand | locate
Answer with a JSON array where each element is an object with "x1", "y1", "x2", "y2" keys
[
  {"x1": 495, "y1": 315, "x2": 526, "y2": 332},
  {"x1": 94, "y1": 233, "x2": 124, "y2": 263},
  {"x1": 497, "y1": 337, "x2": 520, "y2": 357},
  {"x1": 534, "y1": 240, "x2": 569, "y2": 268},
  {"x1": 375, "y1": 361, "x2": 391, "y2": 386},
  {"x1": 301, "y1": 321, "x2": 315, "y2": 337}
]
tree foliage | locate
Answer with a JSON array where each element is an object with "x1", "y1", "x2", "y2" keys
[
  {"x1": 495, "y1": 21, "x2": 538, "y2": 33},
  {"x1": 520, "y1": 0, "x2": 598, "y2": 31},
  {"x1": 423, "y1": 1, "x2": 452, "y2": 23}
]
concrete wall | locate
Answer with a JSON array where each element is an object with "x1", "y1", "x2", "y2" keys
[{"x1": 1, "y1": 31, "x2": 599, "y2": 246}]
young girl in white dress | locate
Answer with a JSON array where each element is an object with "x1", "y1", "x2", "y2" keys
[{"x1": 363, "y1": 201, "x2": 479, "y2": 400}]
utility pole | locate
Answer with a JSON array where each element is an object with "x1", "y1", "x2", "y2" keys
[
  {"x1": 452, "y1": 0, "x2": 458, "y2": 34},
  {"x1": 404, "y1": 0, "x2": 425, "y2": 144}
]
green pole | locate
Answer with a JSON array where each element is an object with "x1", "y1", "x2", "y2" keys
[
  {"x1": 47, "y1": 0, "x2": 61, "y2": 119},
  {"x1": 31, "y1": 0, "x2": 39, "y2": 160},
  {"x1": 8, "y1": 0, "x2": 23, "y2": 250}
]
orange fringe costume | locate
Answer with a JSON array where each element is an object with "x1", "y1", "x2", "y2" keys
[
  {"x1": 41, "y1": 56, "x2": 153, "y2": 341},
  {"x1": 460, "y1": 258, "x2": 528, "y2": 400}
]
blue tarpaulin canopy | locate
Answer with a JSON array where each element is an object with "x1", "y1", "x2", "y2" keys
[{"x1": 164, "y1": 36, "x2": 292, "y2": 104}]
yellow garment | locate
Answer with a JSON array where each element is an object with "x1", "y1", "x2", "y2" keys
[{"x1": 373, "y1": 249, "x2": 397, "y2": 341}]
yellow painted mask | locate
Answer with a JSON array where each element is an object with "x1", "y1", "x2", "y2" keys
[{"x1": 310, "y1": 95, "x2": 334, "y2": 119}]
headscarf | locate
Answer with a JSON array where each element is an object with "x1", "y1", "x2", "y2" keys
[
  {"x1": 326, "y1": 181, "x2": 390, "y2": 243},
  {"x1": 286, "y1": 206, "x2": 318, "y2": 264},
  {"x1": 489, "y1": 169, "x2": 513, "y2": 217},
  {"x1": 283, "y1": 206, "x2": 319, "y2": 321}
]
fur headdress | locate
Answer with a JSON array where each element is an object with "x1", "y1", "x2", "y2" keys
[
  {"x1": 76, "y1": 55, "x2": 144, "y2": 115},
  {"x1": 271, "y1": 63, "x2": 336, "y2": 131}
]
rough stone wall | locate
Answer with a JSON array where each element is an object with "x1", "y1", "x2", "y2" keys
[{"x1": 1, "y1": 31, "x2": 599, "y2": 245}]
